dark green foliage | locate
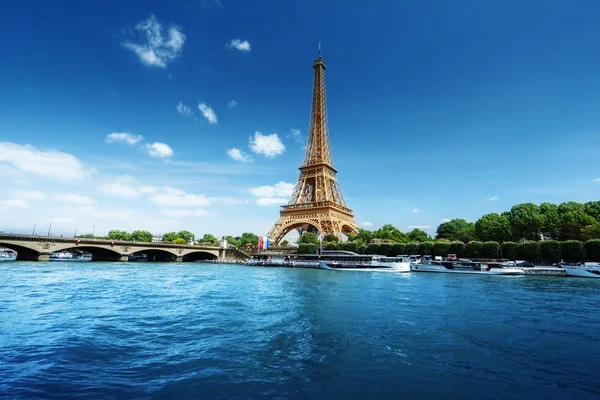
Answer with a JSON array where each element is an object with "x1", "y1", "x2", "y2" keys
[
  {"x1": 560, "y1": 240, "x2": 585, "y2": 261},
  {"x1": 281, "y1": 239, "x2": 290, "y2": 247},
  {"x1": 373, "y1": 224, "x2": 408, "y2": 243},
  {"x1": 475, "y1": 213, "x2": 512, "y2": 242},
  {"x1": 517, "y1": 241, "x2": 540, "y2": 261},
  {"x1": 407, "y1": 228, "x2": 431, "y2": 242},
  {"x1": 557, "y1": 202, "x2": 596, "y2": 241},
  {"x1": 238, "y1": 232, "x2": 259, "y2": 247},
  {"x1": 341, "y1": 241, "x2": 358, "y2": 253},
  {"x1": 176, "y1": 230, "x2": 195, "y2": 243},
  {"x1": 584, "y1": 201, "x2": 600, "y2": 222},
  {"x1": 509, "y1": 203, "x2": 542, "y2": 240},
  {"x1": 298, "y1": 243, "x2": 317, "y2": 254},
  {"x1": 325, "y1": 242, "x2": 339, "y2": 250},
  {"x1": 502, "y1": 242, "x2": 519, "y2": 260},
  {"x1": 433, "y1": 241, "x2": 451, "y2": 257},
  {"x1": 436, "y1": 219, "x2": 476, "y2": 242},
  {"x1": 448, "y1": 241, "x2": 465, "y2": 257},
  {"x1": 173, "y1": 238, "x2": 186, "y2": 244},
  {"x1": 391, "y1": 243, "x2": 405, "y2": 256},
  {"x1": 584, "y1": 239, "x2": 600, "y2": 261},
  {"x1": 404, "y1": 243, "x2": 419, "y2": 255},
  {"x1": 357, "y1": 245, "x2": 367, "y2": 255},
  {"x1": 366, "y1": 243, "x2": 379, "y2": 255},
  {"x1": 481, "y1": 241, "x2": 500, "y2": 258},
  {"x1": 323, "y1": 234, "x2": 339, "y2": 242},
  {"x1": 131, "y1": 230, "x2": 153, "y2": 242},
  {"x1": 198, "y1": 233, "x2": 219, "y2": 245},
  {"x1": 418, "y1": 242, "x2": 434, "y2": 256},
  {"x1": 540, "y1": 240, "x2": 561, "y2": 263},
  {"x1": 162, "y1": 232, "x2": 178, "y2": 242},
  {"x1": 298, "y1": 232, "x2": 320, "y2": 246},
  {"x1": 465, "y1": 241, "x2": 483, "y2": 258},
  {"x1": 379, "y1": 243, "x2": 394, "y2": 256},
  {"x1": 107, "y1": 230, "x2": 132, "y2": 241}
]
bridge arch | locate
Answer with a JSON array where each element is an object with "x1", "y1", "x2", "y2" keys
[
  {"x1": 0, "y1": 241, "x2": 42, "y2": 261},
  {"x1": 272, "y1": 219, "x2": 321, "y2": 245},
  {"x1": 182, "y1": 250, "x2": 218, "y2": 262},
  {"x1": 130, "y1": 248, "x2": 179, "y2": 262}
]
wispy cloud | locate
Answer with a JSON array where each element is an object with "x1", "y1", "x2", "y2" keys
[
  {"x1": 2, "y1": 199, "x2": 28, "y2": 209},
  {"x1": 486, "y1": 196, "x2": 499, "y2": 201},
  {"x1": 410, "y1": 208, "x2": 419, "y2": 213},
  {"x1": 360, "y1": 222, "x2": 373, "y2": 227},
  {"x1": 100, "y1": 175, "x2": 156, "y2": 198},
  {"x1": 122, "y1": 14, "x2": 186, "y2": 68},
  {"x1": 176, "y1": 102, "x2": 193, "y2": 116},
  {"x1": 287, "y1": 128, "x2": 304, "y2": 144},
  {"x1": 249, "y1": 131, "x2": 285, "y2": 157},
  {"x1": 0, "y1": 142, "x2": 89, "y2": 181},
  {"x1": 408, "y1": 225, "x2": 432, "y2": 229},
  {"x1": 146, "y1": 143, "x2": 174, "y2": 159},
  {"x1": 54, "y1": 194, "x2": 96, "y2": 206},
  {"x1": 228, "y1": 100, "x2": 238, "y2": 108},
  {"x1": 198, "y1": 102, "x2": 218, "y2": 124},
  {"x1": 441, "y1": 218, "x2": 451, "y2": 223},
  {"x1": 594, "y1": 178, "x2": 600, "y2": 182},
  {"x1": 105, "y1": 132, "x2": 143, "y2": 145},
  {"x1": 250, "y1": 181, "x2": 294, "y2": 206},
  {"x1": 256, "y1": 198, "x2": 287, "y2": 206},
  {"x1": 227, "y1": 148, "x2": 253, "y2": 163},
  {"x1": 227, "y1": 39, "x2": 251, "y2": 52}
]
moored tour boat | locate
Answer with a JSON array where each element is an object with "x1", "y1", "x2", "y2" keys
[
  {"x1": 411, "y1": 258, "x2": 524, "y2": 275},
  {"x1": 556, "y1": 262, "x2": 600, "y2": 278},
  {"x1": 0, "y1": 248, "x2": 17, "y2": 261},
  {"x1": 318, "y1": 254, "x2": 411, "y2": 272},
  {"x1": 49, "y1": 251, "x2": 92, "y2": 262}
]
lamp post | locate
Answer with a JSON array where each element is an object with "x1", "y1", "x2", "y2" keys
[
  {"x1": 47, "y1": 222, "x2": 52, "y2": 236},
  {"x1": 74, "y1": 228, "x2": 77, "y2": 238},
  {"x1": 32, "y1": 224, "x2": 36, "y2": 235},
  {"x1": 92, "y1": 226, "x2": 95, "y2": 237}
]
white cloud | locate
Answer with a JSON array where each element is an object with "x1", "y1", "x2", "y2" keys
[
  {"x1": 249, "y1": 131, "x2": 285, "y2": 157},
  {"x1": 15, "y1": 190, "x2": 45, "y2": 200},
  {"x1": 146, "y1": 143, "x2": 174, "y2": 159},
  {"x1": 0, "y1": 142, "x2": 89, "y2": 181},
  {"x1": 77, "y1": 206, "x2": 134, "y2": 220},
  {"x1": 3, "y1": 199, "x2": 28, "y2": 209},
  {"x1": 164, "y1": 186, "x2": 186, "y2": 195},
  {"x1": 360, "y1": 222, "x2": 373, "y2": 227},
  {"x1": 105, "y1": 132, "x2": 143, "y2": 145},
  {"x1": 54, "y1": 194, "x2": 96, "y2": 206},
  {"x1": 227, "y1": 39, "x2": 251, "y2": 52},
  {"x1": 594, "y1": 178, "x2": 600, "y2": 182},
  {"x1": 198, "y1": 102, "x2": 218, "y2": 124},
  {"x1": 228, "y1": 100, "x2": 238, "y2": 108},
  {"x1": 256, "y1": 198, "x2": 288, "y2": 206},
  {"x1": 101, "y1": 175, "x2": 156, "y2": 198},
  {"x1": 250, "y1": 182, "x2": 294, "y2": 198},
  {"x1": 122, "y1": 14, "x2": 186, "y2": 68},
  {"x1": 411, "y1": 208, "x2": 419, "y2": 213},
  {"x1": 227, "y1": 148, "x2": 253, "y2": 163},
  {"x1": 151, "y1": 193, "x2": 211, "y2": 207},
  {"x1": 441, "y1": 218, "x2": 451, "y2": 223},
  {"x1": 176, "y1": 102, "x2": 193, "y2": 116},
  {"x1": 161, "y1": 209, "x2": 210, "y2": 218},
  {"x1": 50, "y1": 216, "x2": 76, "y2": 224},
  {"x1": 408, "y1": 225, "x2": 432, "y2": 229},
  {"x1": 287, "y1": 128, "x2": 304, "y2": 144},
  {"x1": 486, "y1": 196, "x2": 499, "y2": 201}
]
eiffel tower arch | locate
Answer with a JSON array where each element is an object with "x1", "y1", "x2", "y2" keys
[{"x1": 267, "y1": 49, "x2": 359, "y2": 244}]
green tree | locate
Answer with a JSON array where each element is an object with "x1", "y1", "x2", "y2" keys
[
  {"x1": 475, "y1": 213, "x2": 512, "y2": 242},
  {"x1": 77, "y1": 233, "x2": 95, "y2": 238},
  {"x1": 198, "y1": 234, "x2": 219, "y2": 245},
  {"x1": 465, "y1": 241, "x2": 483, "y2": 258},
  {"x1": 162, "y1": 232, "x2": 178, "y2": 242},
  {"x1": 341, "y1": 241, "x2": 358, "y2": 253},
  {"x1": 584, "y1": 201, "x2": 600, "y2": 221},
  {"x1": 225, "y1": 236, "x2": 241, "y2": 248},
  {"x1": 540, "y1": 240, "x2": 561, "y2": 263},
  {"x1": 366, "y1": 243, "x2": 379, "y2": 255},
  {"x1": 323, "y1": 234, "x2": 339, "y2": 242},
  {"x1": 517, "y1": 241, "x2": 540, "y2": 261},
  {"x1": 281, "y1": 239, "x2": 290, "y2": 247},
  {"x1": 298, "y1": 243, "x2": 317, "y2": 254},
  {"x1": 540, "y1": 202, "x2": 560, "y2": 239},
  {"x1": 325, "y1": 242, "x2": 339, "y2": 250},
  {"x1": 560, "y1": 240, "x2": 585, "y2": 261},
  {"x1": 356, "y1": 229, "x2": 373, "y2": 244},
  {"x1": 436, "y1": 219, "x2": 475, "y2": 242},
  {"x1": 481, "y1": 241, "x2": 500, "y2": 258},
  {"x1": 131, "y1": 230, "x2": 153, "y2": 242},
  {"x1": 357, "y1": 245, "x2": 367, "y2": 255},
  {"x1": 238, "y1": 232, "x2": 259, "y2": 247},
  {"x1": 404, "y1": 243, "x2": 419, "y2": 255},
  {"x1": 373, "y1": 224, "x2": 408, "y2": 243},
  {"x1": 557, "y1": 201, "x2": 596, "y2": 241},
  {"x1": 502, "y1": 242, "x2": 519, "y2": 260},
  {"x1": 176, "y1": 230, "x2": 195, "y2": 243},
  {"x1": 418, "y1": 241, "x2": 434, "y2": 256},
  {"x1": 298, "y1": 232, "x2": 320, "y2": 246},
  {"x1": 509, "y1": 203, "x2": 542, "y2": 241},
  {"x1": 107, "y1": 230, "x2": 132, "y2": 241},
  {"x1": 407, "y1": 228, "x2": 431, "y2": 243},
  {"x1": 448, "y1": 241, "x2": 465, "y2": 257},
  {"x1": 391, "y1": 243, "x2": 405, "y2": 256},
  {"x1": 173, "y1": 238, "x2": 186, "y2": 244},
  {"x1": 379, "y1": 243, "x2": 394, "y2": 256},
  {"x1": 584, "y1": 239, "x2": 600, "y2": 261},
  {"x1": 433, "y1": 241, "x2": 451, "y2": 258}
]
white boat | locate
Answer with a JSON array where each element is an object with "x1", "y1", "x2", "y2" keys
[
  {"x1": 318, "y1": 254, "x2": 411, "y2": 273},
  {"x1": 411, "y1": 259, "x2": 524, "y2": 275},
  {"x1": 49, "y1": 251, "x2": 92, "y2": 262},
  {"x1": 0, "y1": 248, "x2": 17, "y2": 261},
  {"x1": 558, "y1": 262, "x2": 600, "y2": 279}
]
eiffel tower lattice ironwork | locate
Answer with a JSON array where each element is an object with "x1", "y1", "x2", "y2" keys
[{"x1": 267, "y1": 49, "x2": 359, "y2": 244}]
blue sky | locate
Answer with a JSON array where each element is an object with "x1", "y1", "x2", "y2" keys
[{"x1": 1, "y1": 0, "x2": 600, "y2": 239}]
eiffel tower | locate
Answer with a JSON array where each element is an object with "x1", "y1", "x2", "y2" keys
[{"x1": 267, "y1": 48, "x2": 359, "y2": 244}]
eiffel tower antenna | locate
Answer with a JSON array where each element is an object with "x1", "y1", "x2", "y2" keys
[{"x1": 266, "y1": 50, "x2": 358, "y2": 244}]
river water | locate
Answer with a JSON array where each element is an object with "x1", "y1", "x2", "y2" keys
[{"x1": 0, "y1": 262, "x2": 598, "y2": 399}]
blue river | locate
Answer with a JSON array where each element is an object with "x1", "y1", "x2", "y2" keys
[{"x1": 0, "y1": 262, "x2": 599, "y2": 399}]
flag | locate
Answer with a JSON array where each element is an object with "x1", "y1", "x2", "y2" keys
[
  {"x1": 258, "y1": 236, "x2": 263, "y2": 249},
  {"x1": 265, "y1": 236, "x2": 270, "y2": 249}
]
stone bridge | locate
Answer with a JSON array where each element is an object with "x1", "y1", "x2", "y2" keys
[{"x1": 0, "y1": 234, "x2": 249, "y2": 262}]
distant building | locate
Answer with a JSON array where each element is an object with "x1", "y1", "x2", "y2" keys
[{"x1": 152, "y1": 235, "x2": 162, "y2": 243}]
